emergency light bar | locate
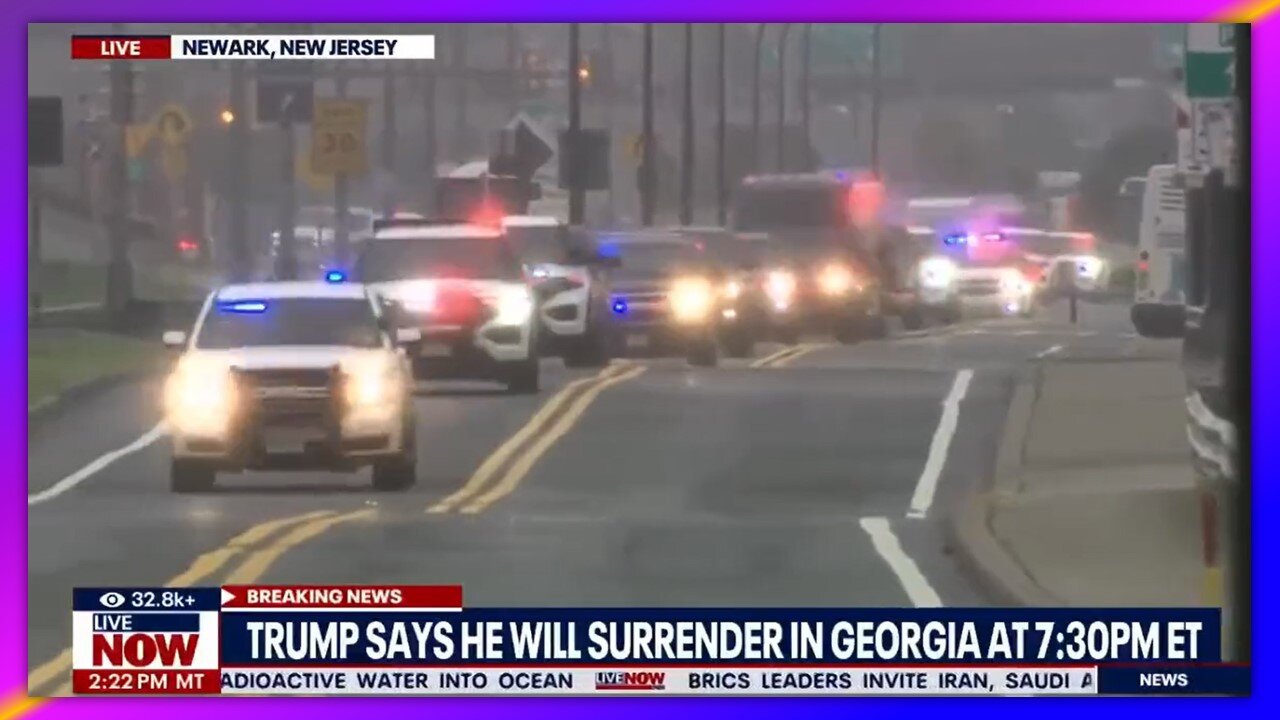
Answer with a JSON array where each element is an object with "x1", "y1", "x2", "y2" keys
[{"x1": 371, "y1": 218, "x2": 482, "y2": 233}]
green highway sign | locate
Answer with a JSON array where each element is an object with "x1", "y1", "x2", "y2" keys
[{"x1": 1186, "y1": 51, "x2": 1234, "y2": 98}]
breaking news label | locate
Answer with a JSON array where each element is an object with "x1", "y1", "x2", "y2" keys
[
  {"x1": 70, "y1": 35, "x2": 435, "y2": 60},
  {"x1": 71, "y1": 586, "x2": 1247, "y2": 696}
]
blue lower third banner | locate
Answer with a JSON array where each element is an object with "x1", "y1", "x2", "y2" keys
[
  {"x1": 1098, "y1": 665, "x2": 1250, "y2": 695},
  {"x1": 218, "y1": 608, "x2": 1222, "y2": 665}
]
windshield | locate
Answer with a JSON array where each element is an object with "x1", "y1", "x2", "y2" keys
[
  {"x1": 1017, "y1": 235, "x2": 1078, "y2": 256},
  {"x1": 357, "y1": 237, "x2": 523, "y2": 281},
  {"x1": 732, "y1": 186, "x2": 850, "y2": 231},
  {"x1": 196, "y1": 297, "x2": 382, "y2": 349},
  {"x1": 505, "y1": 225, "x2": 568, "y2": 265},
  {"x1": 609, "y1": 241, "x2": 707, "y2": 277},
  {"x1": 298, "y1": 207, "x2": 375, "y2": 233}
]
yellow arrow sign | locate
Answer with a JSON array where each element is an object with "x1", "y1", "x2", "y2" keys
[
  {"x1": 297, "y1": 151, "x2": 334, "y2": 193},
  {"x1": 311, "y1": 98, "x2": 369, "y2": 176},
  {"x1": 156, "y1": 104, "x2": 193, "y2": 147},
  {"x1": 161, "y1": 144, "x2": 187, "y2": 181}
]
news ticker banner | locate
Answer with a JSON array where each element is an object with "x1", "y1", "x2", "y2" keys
[
  {"x1": 70, "y1": 35, "x2": 435, "y2": 60},
  {"x1": 71, "y1": 586, "x2": 1248, "y2": 696}
]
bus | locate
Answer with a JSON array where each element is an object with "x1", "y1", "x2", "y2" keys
[{"x1": 1131, "y1": 164, "x2": 1187, "y2": 337}]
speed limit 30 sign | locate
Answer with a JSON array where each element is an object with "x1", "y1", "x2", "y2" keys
[{"x1": 311, "y1": 98, "x2": 368, "y2": 175}]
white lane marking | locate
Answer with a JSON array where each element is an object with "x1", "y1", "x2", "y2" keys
[
  {"x1": 1035, "y1": 344, "x2": 1064, "y2": 359},
  {"x1": 28, "y1": 422, "x2": 168, "y2": 506},
  {"x1": 907, "y1": 369, "x2": 974, "y2": 519},
  {"x1": 859, "y1": 517, "x2": 943, "y2": 607}
]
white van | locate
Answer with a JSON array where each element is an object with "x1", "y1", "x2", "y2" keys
[{"x1": 1131, "y1": 164, "x2": 1187, "y2": 337}]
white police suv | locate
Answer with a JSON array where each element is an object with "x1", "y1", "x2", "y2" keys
[
  {"x1": 502, "y1": 215, "x2": 611, "y2": 367},
  {"x1": 356, "y1": 218, "x2": 541, "y2": 393},
  {"x1": 161, "y1": 279, "x2": 420, "y2": 493}
]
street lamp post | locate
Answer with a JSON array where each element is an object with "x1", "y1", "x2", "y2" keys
[
  {"x1": 641, "y1": 24, "x2": 656, "y2": 226},
  {"x1": 776, "y1": 24, "x2": 793, "y2": 172},
  {"x1": 716, "y1": 24, "x2": 728, "y2": 225},
  {"x1": 801, "y1": 24, "x2": 812, "y2": 172},
  {"x1": 680, "y1": 23, "x2": 695, "y2": 226},
  {"x1": 568, "y1": 23, "x2": 585, "y2": 225},
  {"x1": 750, "y1": 24, "x2": 767, "y2": 172},
  {"x1": 870, "y1": 23, "x2": 883, "y2": 178}
]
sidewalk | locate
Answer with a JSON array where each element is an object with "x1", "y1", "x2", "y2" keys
[{"x1": 955, "y1": 341, "x2": 1210, "y2": 607}]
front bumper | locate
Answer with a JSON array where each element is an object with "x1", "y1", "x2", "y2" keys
[
  {"x1": 959, "y1": 291, "x2": 1032, "y2": 316},
  {"x1": 170, "y1": 392, "x2": 408, "y2": 471},
  {"x1": 538, "y1": 286, "x2": 590, "y2": 340}
]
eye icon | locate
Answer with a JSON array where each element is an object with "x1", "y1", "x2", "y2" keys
[{"x1": 100, "y1": 592, "x2": 125, "y2": 608}]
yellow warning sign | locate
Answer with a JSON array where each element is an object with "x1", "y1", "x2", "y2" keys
[
  {"x1": 125, "y1": 122, "x2": 155, "y2": 158},
  {"x1": 311, "y1": 99, "x2": 368, "y2": 176},
  {"x1": 161, "y1": 145, "x2": 187, "y2": 181},
  {"x1": 156, "y1": 104, "x2": 193, "y2": 147},
  {"x1": 297, "y1": 151, "x2": 333, "y2": 194}
]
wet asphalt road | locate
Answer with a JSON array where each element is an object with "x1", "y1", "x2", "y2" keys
[{"x1": 27, "y1": 299, "x2": 1141, "y2": 695}]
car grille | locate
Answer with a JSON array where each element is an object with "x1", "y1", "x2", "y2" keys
[
  {"x1": 239, "y1": 368, "x2": 334, "y2": 389},
  {"x1": 958, "y1": 279, "x2": 1000, "y2": 297}
]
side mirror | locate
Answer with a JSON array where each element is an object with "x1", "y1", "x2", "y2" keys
[
  {"x1": 394, "y1": 327, "x2": 422, "y2": 346},
  {"x1": 162, "y1": 330, "x2": 187, "y2": 349}
]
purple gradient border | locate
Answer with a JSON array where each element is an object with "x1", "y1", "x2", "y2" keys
[{"x1": 6, "y1": 4, "x2": 1270, "y2": 719}]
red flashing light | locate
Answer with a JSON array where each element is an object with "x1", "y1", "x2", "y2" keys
[
  {"x1": 1138, "y1": 260, "x2": 1150, "y2": 273},
  {"x1": 177, "y1": 237, "x2": 199, "y2": 253}
]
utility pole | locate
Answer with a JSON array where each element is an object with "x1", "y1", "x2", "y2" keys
[
  {"x1": 870, "y1": 23, "x2": 884, "y2": 178},
  {"x1": 333, "y1": 69, "x2": 351, "y2": 268},
  {"x1": 567, "y1": 23, "x2": 585, "y2": 226},
  {"x1": 423, "y1": 60, "x2": 439, "y2": 215},
  {"x1": 105, "y1": 21, "x2": 134, "y2": 321},
  {"x1": 800, "y1": 24, "x2": 812, "y2": 172},
  {"x1": 716, "y1": 24, "x2": 728, "y2": 226},
  {"x1": 640, "y1": 23, "x2": 656, "y2": 227},
  {"x1": 602, "y1": 23, "x2": 617, "y2": 225},
  {"x1": 751, "y1": 24, "x2": 767, "y2": 172},
  {"x1": 382, "y1": 63, "x2": 397, "y2": 217},
  {"x1": 227, "y1": 55, "x2": 250, "y2": 282},
  {"x1": 776, "y1": 24, "x2": 793, "y2": 172},
  {"x1": 680, "y1": 23, "x2": 695, "y2": 226},
  {"x1": 453, "y1": 24, "x2": 469, "y2": 160},
  {"x1": 275, "y1": 93, "x2": 299, "y2": 281}
]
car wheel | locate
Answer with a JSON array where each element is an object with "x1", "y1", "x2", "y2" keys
[
  {"x1": 687, "y1": 338, "x2": 719, "y2": 367},
  {"x1": 372, "y1": 455, "x2": 417, "y2": 492},
  {"x1": 170, "y1": 460, "x2": 215, "y2": 493},
  {"x1": 901, "y1": 306, "x2": 925, "y2": 331},
  {"x1": 505, "y1": 358, "x2": 541, "y2": 394},
  {"x1": 722, "y1": 329, "x2": 754, "y2": 358},
  {"x1": 564, "y1": 325, "x2": 609, "y2": 368}
]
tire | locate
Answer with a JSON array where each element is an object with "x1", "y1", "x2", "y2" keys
[
  {"x1": 564, "y1": 324, "x2": 609, "y2": 368},
  {"x1": 1131, "y1": 304, "x2": 1185, "y2": 338},
  {"x1": 505, "y1": 358, "x2": 541, "y2": 394},
  {"x1": 942, "y1": 301, "x2": 963, "y2": 324},
  {"x1": 775, "y1": 326, "x2": 800, "y2": 345},
  {"x1": 687, "y1": 338, "x2": 719, "y2": 367},
  {"x1": 901, "y1": 306, "x2": 926, "y2": 331},
  {"x1": 372, "y1": 455, "x2": 416, "y2": 492},
  {"x1": 170, "y1": 460, "x2": 215, "y2": 493},
  {"x1": 722, "y1": 329, "x2": 754, "y2": 359}
]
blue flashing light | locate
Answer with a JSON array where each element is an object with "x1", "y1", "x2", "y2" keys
[
  {"x1": 943, "y1": 232, "x2": 969, "y2": 246},
  {"x1": 833, "y1": 170, "x2": 850, "y2": 182},
  {"x1": 611, "y1": 298, "x2": 628, "y2": 315},
  {"x1": 324, "y1": 269, "x2": 347, "y2": 283},
  {"x1": 221, "y1": 301, "x2": 267, "y2": 313},
  {"x1": 598, "y1": 242, "x2": 622, "y2": 259}
]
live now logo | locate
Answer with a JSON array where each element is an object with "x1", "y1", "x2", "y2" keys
[{"x1": 71, "y1": 35, "x2": 172, "y2": 60}]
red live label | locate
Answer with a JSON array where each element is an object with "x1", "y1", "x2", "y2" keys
[
  {"x1": 92, "y1": 633, "x2": 200, "y2": 667},
  {"x1": 71, "y1": 36, "x2": 171, "y2": 60}
]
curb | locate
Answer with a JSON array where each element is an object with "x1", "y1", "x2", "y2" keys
[
  {"x1": 28, "y1": 369, "x2": 156, "y2": 429},
  {"x1": 948, "y1": 364, "x2": 1060, "y2": 607}
]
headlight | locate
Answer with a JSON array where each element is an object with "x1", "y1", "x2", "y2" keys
[
  {"x1": 919, "y1": 256, "x2": 957, "y2": 289},
  {"x1": 670, "y1": 277, "x2": 715, "y2": 323},
  {"x1": 342, "y1": 355, "x2": 401, "y2": 411},
  {"x1": 164, "y1": 357, "x2": 237, "y2": 436},
  {"x1": 764, "y1": 269, "x2": 797, "y2": 309},
  {"x1": 494, "y1": 285, "x2": 534, "y2": 325},
  {"x1": 1076, "y1": 256, "x2": 1104, "y2": 279},
  {"x1": 817, "y1": 263, "x2": 859, "y2": 296},
  {"x1": 723, "y1": 279, "x2": 743, "y2": 300},
  {"x1": 397, "y1": 281, "x2": 436, "y2": 313}
]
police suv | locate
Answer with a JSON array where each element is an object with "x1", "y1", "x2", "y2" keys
[
  {"x1": 502, "y1": 215, "x2": 613, "y2": 367},
  {"x1": 356, "y1": 218, "x2": 540, "y2": 393},
  {"x1": 161, "y1": 280, "x2": 420, "y2": 493}
]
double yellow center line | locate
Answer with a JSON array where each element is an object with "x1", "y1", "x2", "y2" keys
[
  {"x1": 750, "y1": 343, "x2": 827, "y2": 369},
  {"x1": 25, "y1": 508, "x2": 375, "y2": 698},
  {"x1": 427, "y1": 361, "x2": 646, "y2": 515}
]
